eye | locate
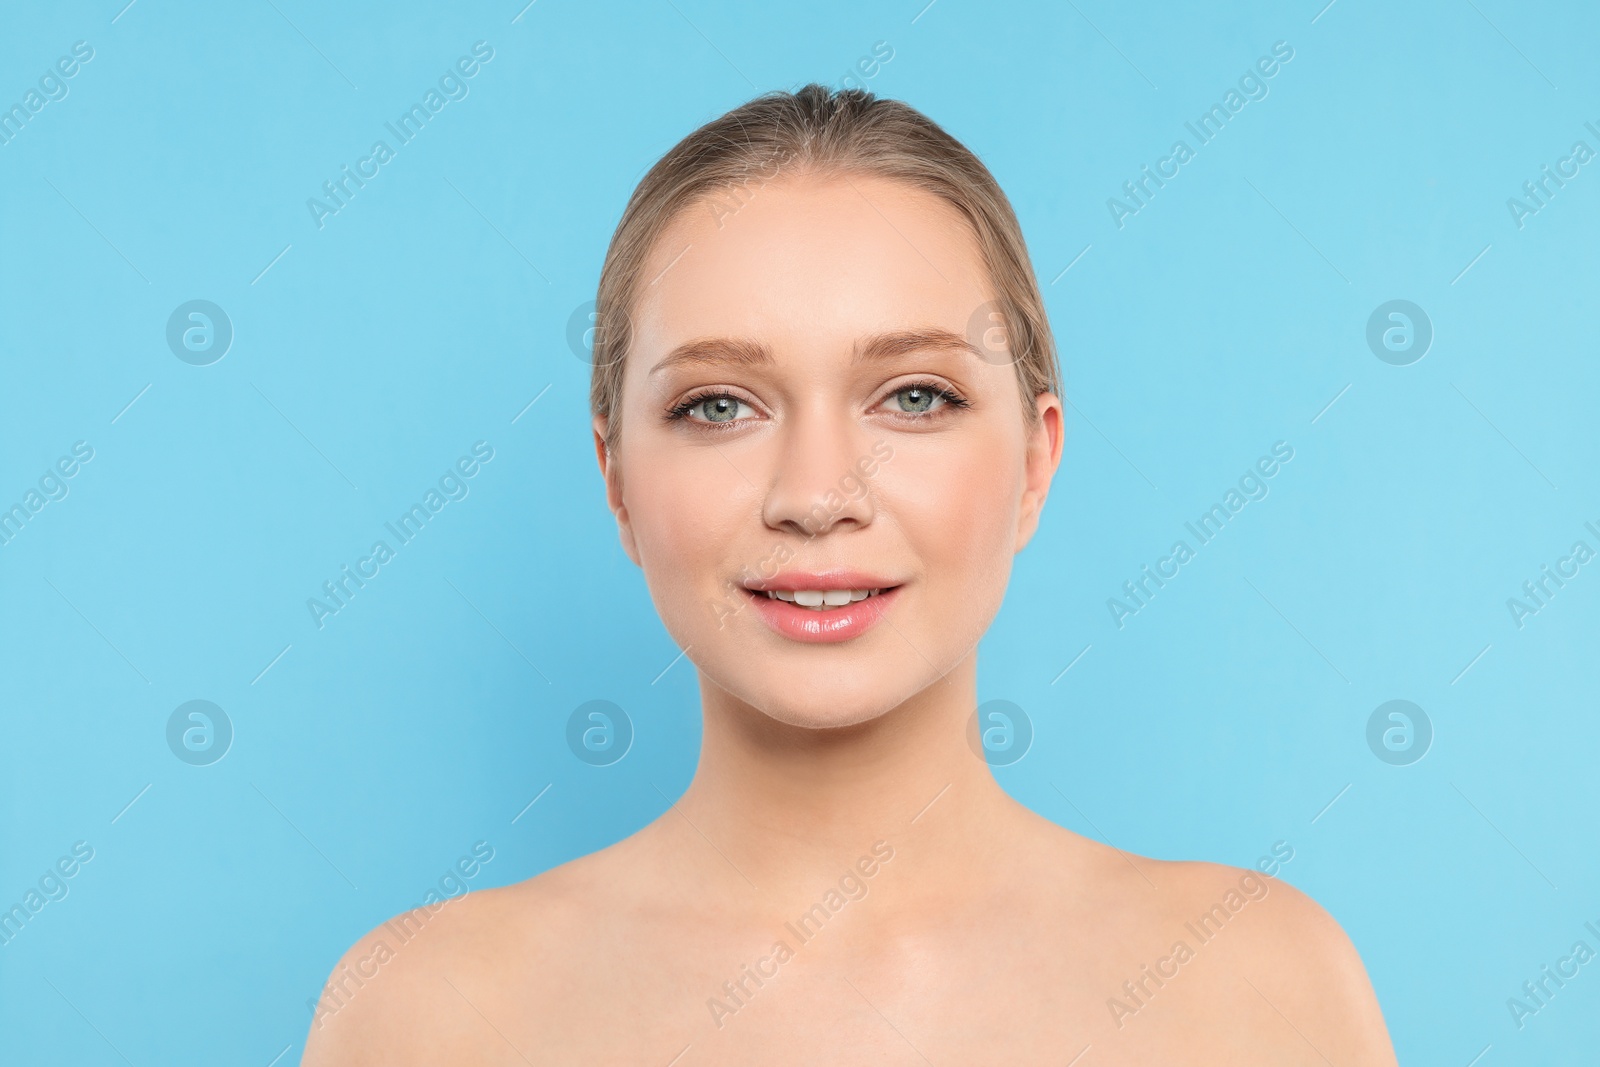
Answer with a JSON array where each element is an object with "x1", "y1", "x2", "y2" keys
[
  {"x1": 882, "y1": 380, "x2": 968, "y2": 417},
  {"x1": 667, "y1": 390, "x2": 757, "y2": 426}
]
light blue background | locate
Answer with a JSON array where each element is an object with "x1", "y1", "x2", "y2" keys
[{"x1": 2, "y1": 1, "x2": 1596, "y2": 1063}]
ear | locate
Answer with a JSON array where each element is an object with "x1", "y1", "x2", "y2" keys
[
  {"x1": 593, "y1": 413, "x2": 641, "y2": 566},
  {"x1": 1014, "y1": 392, "x2": 1064, "y2": 553}
]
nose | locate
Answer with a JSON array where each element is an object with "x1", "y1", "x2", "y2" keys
[{"x1": 760, "y1": 407, "x2": 876, "y2": 539}]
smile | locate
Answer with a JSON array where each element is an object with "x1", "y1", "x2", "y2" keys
[
  {"x1": 740, "y1": 572, "x2": 904, "y2": 644},
  {"x1": 760, "y1": 588, "x2": 886, "y2": 610}
]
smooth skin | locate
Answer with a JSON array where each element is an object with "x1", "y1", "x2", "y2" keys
[{"x1": 303, "y1": 173, "x2": 1398, "y2": 1065}]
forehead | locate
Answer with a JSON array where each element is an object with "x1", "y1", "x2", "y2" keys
[{"x1": 629, "y1": 173, "x2": 994, "y2": 363}]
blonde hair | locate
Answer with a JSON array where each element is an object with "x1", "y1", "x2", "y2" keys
[{"x1": 589, "y1": 83, "x2": 1060, "y2": 451}]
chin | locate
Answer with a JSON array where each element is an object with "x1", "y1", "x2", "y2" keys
[
  {"x1": 706, "y1": 654, "x2": 937, "y2": 731},
  {"x1": 757, "y1": 695, "x2": 900, "y2": 731}
]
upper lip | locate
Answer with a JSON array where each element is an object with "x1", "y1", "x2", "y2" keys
[{"x1": 741, "y1": 569, "x2": 902, "y2": 592}]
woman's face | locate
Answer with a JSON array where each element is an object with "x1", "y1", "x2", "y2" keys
[{"x1": 596, "y1": 172, "x2": 1062, "y2": 729}]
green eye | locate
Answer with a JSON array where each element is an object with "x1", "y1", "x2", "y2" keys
[
  {"x1": 894, "y1": 386, "x2": 937, "y2": 413},
  {"x1": 888, "y1": 381, "x2": 966, "y2": 416},
  {"x1": 668, "y1": 392, "x2": 752, "y2": 425},
  {"x1": 695, "y1": 396, "x2": 743, "y2": 422}
]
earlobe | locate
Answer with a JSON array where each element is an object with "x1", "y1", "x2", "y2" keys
[
  {"x1": 592, "y1": 414, "x2": 642, "y2": 566},
  {"x1": 615, "y1": 508, "x2": 640, "y2": 566}
]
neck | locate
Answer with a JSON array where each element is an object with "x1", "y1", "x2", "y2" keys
[{"x1": 670, "y1": 653, "x2": 1025, "y2": 901}]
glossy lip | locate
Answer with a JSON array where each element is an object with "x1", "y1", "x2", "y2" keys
[{"x1": 742, "y1": 570, "x2": 904, "y2": 644}]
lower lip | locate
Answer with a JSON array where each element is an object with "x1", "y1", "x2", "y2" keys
[{"x1": 746, "y1": 587, "x2": 902, "y2": 644}]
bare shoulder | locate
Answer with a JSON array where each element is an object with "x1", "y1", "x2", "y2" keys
[
  {"x1": 300, "y1": 846, "x2": 627, "y2": 1067},
  {"x1": 1149, "y1": 856, "x2": 1399, "y2": 1065},
  {"x1": 1014, "y1": 814, "x2": 1396, "y2": 1062}
]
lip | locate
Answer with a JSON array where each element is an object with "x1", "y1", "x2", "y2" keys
[
  {"x1": 742, "y1": 570, "x2": 903, "y2": 644},
  {"x1": 743, "y1": 569, "x2": 899, "y2": 593}
]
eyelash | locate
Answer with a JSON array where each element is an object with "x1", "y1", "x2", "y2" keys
[{"x1": 664, "y1": 379, "x2": 970, "y2": 428}]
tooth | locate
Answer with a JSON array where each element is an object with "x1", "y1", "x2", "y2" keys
[
  {"x1": 793, "y1": 590, "x2": 824, "y2": 607},
  {"x1": 821, "y1": 589, "x2": 853, "y2": 606},
  {"x1": 849, "y1": 589, "x2": 869, "y2": 602},
  {"x1": 776, "y1": 590, "x2": 797, "y2": 602}
]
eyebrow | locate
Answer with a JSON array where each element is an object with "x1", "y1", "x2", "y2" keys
[{"x1": 647, "y1": 327, "x2": 981, "y2": 375}]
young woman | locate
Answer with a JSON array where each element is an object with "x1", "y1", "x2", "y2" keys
[{"x1": 304, "y1": 85, "x2": 1397, "y2": 1065}]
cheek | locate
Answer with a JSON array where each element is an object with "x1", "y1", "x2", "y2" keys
[
  {"x1": 622, "y1": 447, "x2": 749, "y2": 619},
  {"x1": 887, "y1": 430, "x2": 1023, "y2": 586}
]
